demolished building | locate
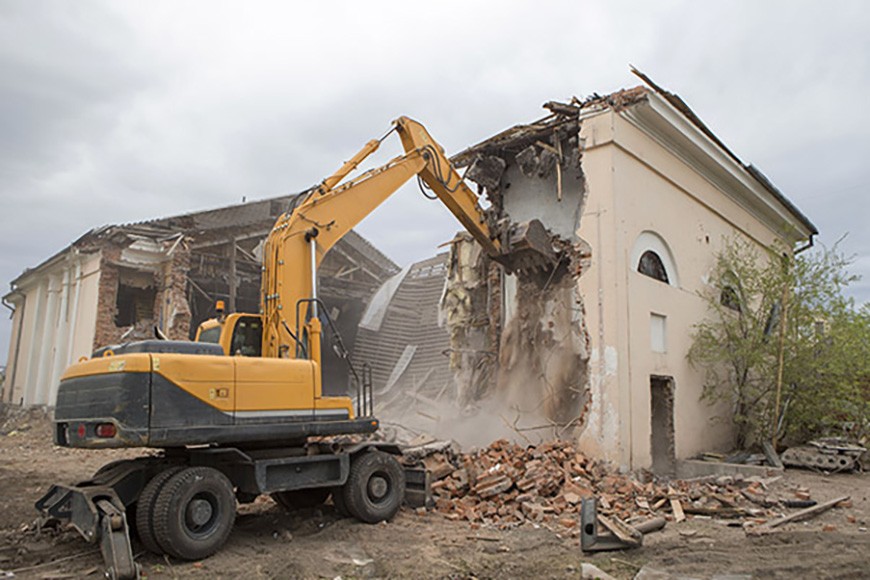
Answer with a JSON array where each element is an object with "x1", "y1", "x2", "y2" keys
[
  {"x1": 359, "y1": 73, "x2": 817, "y2": 471},
  {"x1": 2, "y1": 195, "x2": 397, "y2": 407},
  {"x1": 1, "y1": 73, "x2": 819, "y2": 475},
  {"x1": 445, "y1": 73, "x2": 817, "y2": 471}
]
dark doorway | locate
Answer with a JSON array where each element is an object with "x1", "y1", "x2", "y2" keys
[{"x1": 650, "y1": 376, "x2": 676, "y2": 476}]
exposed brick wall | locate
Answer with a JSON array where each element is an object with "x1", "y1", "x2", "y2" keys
[
  {"x1": 156, "y1": 239, "x2": 192, "y2": 340},
  {"x1": 90, "y1": 238, "x2": 193, "y2": 349},
  {"x1": 92, "y1": 245, "x2": 122, "y2": 350}
]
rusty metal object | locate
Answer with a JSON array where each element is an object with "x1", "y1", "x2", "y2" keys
[{"x1": 580, "y1": 497, "x2": 668, "y2": 553}]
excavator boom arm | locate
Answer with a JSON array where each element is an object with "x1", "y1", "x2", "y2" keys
[{"x1": 261, "y1": 116, "x2": 550, "y2": 359}]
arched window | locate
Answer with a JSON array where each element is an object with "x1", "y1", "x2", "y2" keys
[
  {"x1": 719, "y1": 272, "x2": 742, "y2": 313},
  {"x1": 630, "y1": 231, "x2": 679, "y2": 288},
  {"x1": 720, "y1": 286, "x2": 741, "y2": 312},
  {"x1": 638, "y1": 251, "x2": 669, "y2": 283}
]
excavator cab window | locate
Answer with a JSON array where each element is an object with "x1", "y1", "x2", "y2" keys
[
  {"x1": 231, "y1": 316, "x2": 263, "y2": 357},
  {"x1": 197, "y1": 326, "x2": 221, "y2": 344}
]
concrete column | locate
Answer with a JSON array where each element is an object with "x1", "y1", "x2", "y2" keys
[
  {"x1": 33, "y1": 274, "x2": 61, "y2": 405},
  {"x1": 63, "y1": 259, "x2": 83, "y2": 365},
  {"x1": 23, "y1": 280, "x2": 48, "y2": 405},
  {"x1": 49, "y1": 260, "x2": 75, "y2": 403}
]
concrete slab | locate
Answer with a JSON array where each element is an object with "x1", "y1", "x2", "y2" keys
[{"x1": 676, "y1": 459, "x2": 783, "y2": 479}]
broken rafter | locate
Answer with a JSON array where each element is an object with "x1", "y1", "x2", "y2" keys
[
  {"x1": 234, "y1": 243, "x2": 259, "y2": 264},
  {"x1": 543, "y1": 101, "x2": 582, "y2": 116},
  {"x1": 188, "y1": 278, "x2": 215, "y2": 303},
  {"x1": 451, "y1": 118, "x2": 580, "y2": 167},
  {"x1": 330, "y1": 243, "x2": 382, "y2": 282},
  {"x1": 191, "y1": 230, "x2": 272, "y2": 250}
]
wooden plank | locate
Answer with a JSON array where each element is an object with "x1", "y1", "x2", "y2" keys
[
  {"x1": 762, "y1": 441, "x2": 784, "y2": 469},
  {"x1": 764, "y1": 495, "x2": 850, "y2": 528},
  {"x1": 670, "y1": 498, "x2": 685, "y2": 522},
  {"x1": 597, "y1": 514, "x2": 642, "y2": 546}
]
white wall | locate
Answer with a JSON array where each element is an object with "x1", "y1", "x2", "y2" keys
[{"x1": 3, "y1": 250, "x2": 101, "y2": 406}]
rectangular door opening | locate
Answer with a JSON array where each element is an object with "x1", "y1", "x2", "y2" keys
[{"x1": 650, "y1": 375, "x2": 675, "y2": 476}]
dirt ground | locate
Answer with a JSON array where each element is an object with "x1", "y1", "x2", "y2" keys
[{"x1": 0, "y1": 407, "x2": 867, "y2": 579}]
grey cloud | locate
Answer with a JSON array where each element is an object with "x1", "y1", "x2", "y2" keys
[{"x1": 2, "y1": 0, "x2": 870, "y2": 363}]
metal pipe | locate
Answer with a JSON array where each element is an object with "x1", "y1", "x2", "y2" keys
[
  {"x1": 633, "y1": 516, "x2": 667, "y2": 534},
  {"x1": 795, "y1": 234, "x2": 814, "y2": 255},
  {"x1": 5, "y1": 289, "x2": 25, "y2": 404},
  {"x1": 309, "y1": 234, "x2": 318, "y2": 318}
]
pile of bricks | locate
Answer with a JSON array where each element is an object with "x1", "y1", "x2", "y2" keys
[{"x1": 410, "y1": 438, "x2": 788, "y2": 533}]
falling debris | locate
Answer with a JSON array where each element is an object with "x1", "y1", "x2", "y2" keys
[{"x1": 434, "y1": 93, "x2": 603, "y2": 443}]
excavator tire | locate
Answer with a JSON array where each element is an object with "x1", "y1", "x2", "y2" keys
[
  {"x1": 135, "y1": 466, "x2": 185, "y2": 555},
  {"x1": 342, "y1": 451, "x2": 405, "y2": 524},
  {"x1": 151, "y1": 467, "x2": 236, "y2": 560},
  {"x1": 271, "y1": 488, "x2": 331, "y2": 511}
]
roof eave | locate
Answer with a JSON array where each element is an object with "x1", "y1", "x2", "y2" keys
[{"x1": 621, "y1": 91, "x2": 817, "y2": 243}]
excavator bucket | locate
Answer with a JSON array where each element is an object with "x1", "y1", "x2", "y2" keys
[{"x1": 499, "y1": 218, "x2": 559, "y2": 274}]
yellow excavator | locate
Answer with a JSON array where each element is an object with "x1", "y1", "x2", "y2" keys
[{"x1": 36, "y1": 117, "x2": 556, "y2": 579}]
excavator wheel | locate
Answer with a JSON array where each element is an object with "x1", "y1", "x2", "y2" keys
[
  {"x1": 135, "y1": 466, "x2": 185, "y2": 555},
  {"x1": 151, "y1": 467, "x2": 236, "y2": 560},
  {"x1": 271, "y1": 488, "x2": 331, "y2": 510},
  {"x1": 342, "y1": 451, "x2": 405, "y2": 524}
]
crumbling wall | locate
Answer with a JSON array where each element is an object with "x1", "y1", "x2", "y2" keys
[
  {"x1": 441, "y1": 234, "x2": 498, "y2": 406},
  {"x1": 444, "y1": 121, "x2": 594, "y2": 442},
  {"x1": 155, "y1": 239, "x2": 192, "y2": 340},
  {"x1": 93, "y1": 244, "x2": 124, "y2": 349},
  {"x1": 497, "y1": 242, "x2": 592, "y2": 433},
  {"x1": 92, "y1": 237, "x2": 192, "y2": 349}
]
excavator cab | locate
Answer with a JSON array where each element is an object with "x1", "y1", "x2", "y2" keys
[{"x1": 195, "y1": 310, "x2": 263, "y2": 357}]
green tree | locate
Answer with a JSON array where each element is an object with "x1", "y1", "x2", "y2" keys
[{"x1": 688, "y1": 238, "x2": 867, "y2": 448}]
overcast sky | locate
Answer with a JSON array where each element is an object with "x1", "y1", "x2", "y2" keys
[{"x1": 2, "y1": 1, "x2": 869, "y2": 366}]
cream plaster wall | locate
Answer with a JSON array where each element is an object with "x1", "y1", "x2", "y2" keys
[{"x1": 576, "y1": 108, "x2": 797, "y2": 469}]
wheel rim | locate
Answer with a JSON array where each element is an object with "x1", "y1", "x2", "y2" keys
[
  {"x1": 367, "y1": 473, "x2": 390, "y2": 503},
  {"x1": 184, "y1": 492, "x2": 219, "y2": 538}
]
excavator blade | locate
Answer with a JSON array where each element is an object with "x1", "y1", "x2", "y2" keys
[{"x1": 499, "y1": 218, "x2": 559, "y2": 274}]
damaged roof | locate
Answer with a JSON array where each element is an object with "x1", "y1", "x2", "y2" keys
[
  {"x1": 452, "y1": 70, "x2": 817, "y2": 240},
  {"x1": 353, "y1": 253, "x2": 453, "y2": 402},
  {"x1": 451, "y1": 86, "x2": 647, "y2": 167},
  {"x1": 8, "y1": 193, "x2": 398, "y2": 289}
]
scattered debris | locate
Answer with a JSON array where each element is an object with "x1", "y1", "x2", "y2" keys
[
  {"x1": 399, "y1": 438, "x2": 848, "y2": 536},
  {"x1": 669, "y1": 498, "x2": 685, "y2": 523},
  {"x1": 579, "y1": 562, "x2": 618, "y2": 580},
  {"x1": 782, "y1": 439, "x2": 866, "y2": 472},
  {"x1": 580, "y1": 498, "x2": 666, "y2": 552},
  {"x1": 756, "y1": 495, "x2": 851, "y2": 530},
  {"x1": 762, "y1": 441, "x2": 784, "y2": 469}
]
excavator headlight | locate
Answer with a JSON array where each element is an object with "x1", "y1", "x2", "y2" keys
[{"x1": 95, "y1": 423, "x2": 117, "y2": 438}]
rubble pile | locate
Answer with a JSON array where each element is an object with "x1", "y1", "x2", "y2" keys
[{"x1": 405, "y1": 438, "x2": 809, "y2": 534}]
